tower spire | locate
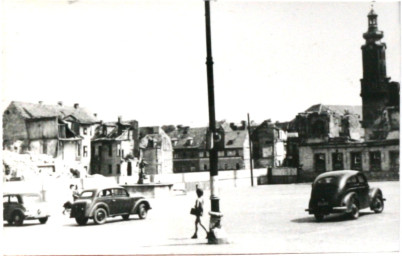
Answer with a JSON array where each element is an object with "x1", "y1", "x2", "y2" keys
[{"x1": 363, "y1": 2, "x2": 383, "y2": 42}]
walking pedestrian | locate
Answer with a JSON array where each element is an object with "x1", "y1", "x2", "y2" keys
[{"x1": 191, "y1": 185, "x2": 208, "y2": 239}]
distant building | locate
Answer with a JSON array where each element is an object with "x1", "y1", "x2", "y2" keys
[
  {"x1": 3, "y1": 101, "x2": 99, "y2": 172},
  {"x1": 251, "y1": 120, "x2": 287, "y2": 168},
  {"x1": 166, "y1": 121, "x2": 250, "y2": 173},
  {"x1": 90, "y1": 117, "x2": 140, "y2": 177},
  {"x1": 139, "y1": 126, "x2": 173, "y2": 175}
]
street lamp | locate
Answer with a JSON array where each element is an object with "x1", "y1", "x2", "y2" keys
[{"x1": 204, "y1": 0, "x2": 228, "y2": 244}]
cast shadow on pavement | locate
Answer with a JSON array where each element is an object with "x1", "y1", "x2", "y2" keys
[
  {"x1": 291, "y1": 212, "x2": 374, "y2": 223},
  {"x1": 142, "y1": 238, "x2": 208, "y2": 248},
  {"x1": 63, "y1": 217, "x2": 143, "y2": 227},
  {"x1": 3, "y1": 222, "x2": 43, "y2": 228}
]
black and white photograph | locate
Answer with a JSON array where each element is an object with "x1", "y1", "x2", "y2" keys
[{"x1": 1, "y1": 0, "x2": 400, "y2": 255}]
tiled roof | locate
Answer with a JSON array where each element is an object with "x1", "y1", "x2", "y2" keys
[
  {"x1": 9, "y1": 101, "x2": 99, "y2": 124},
  {"x1": 167, "y1": 127, "x2": 208, "y2": 149},
  {"x1": 224, "y1": 130, "x2": 248, "y2": 148}
]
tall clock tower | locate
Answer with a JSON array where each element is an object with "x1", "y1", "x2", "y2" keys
[{"x1": 360, "y1": 8, "x2": 399, "y2": 130}]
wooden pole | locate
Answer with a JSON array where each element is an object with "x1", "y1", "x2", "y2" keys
[{"x1": 247, "y1": 113, "x2": 254, "y2": 186}]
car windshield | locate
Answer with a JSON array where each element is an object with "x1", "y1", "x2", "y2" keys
[
  {"x1": 22, "y1": 194, "x2": 41, "y2": 204},
  {"x1": 79, "y1": 191, "x2": 95, "y2": 199},
  {"x1": 315, "y1": 176, "x2": 338, "y2": 185}
]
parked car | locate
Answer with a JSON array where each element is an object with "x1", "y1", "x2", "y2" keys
[
  {"x1": 3, "y1": 193, "x2": 50, "y2": 226},
  {"x1": 70, "y1": 186, "x2": 151, "y2": 225},
  {"x1": 306, "y1": 170, "x2": 385, "y2": 221}
]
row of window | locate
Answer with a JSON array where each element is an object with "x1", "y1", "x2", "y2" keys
[
  {"x1": 103, "y1": 163, "x2": 135, "y2": 176},
  {"x1": 173, "y1": 163, "x2": 242, "y2": 173},
  {"x1": 174, "y1": 150, "x2": 243, "y2": 159},
  {"x1": 314, "y1": 151, "x2": 399, "y2": 172},
  {"x1": 93, "y1": 145, "x2": 125, "y2": 158}
]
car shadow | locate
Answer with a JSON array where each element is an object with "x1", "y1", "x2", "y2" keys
[
  {"x1": 3, "y1": 222, "x2": 43, "y2": 227},
  {"x1": 64, "y1": 216, "x2": 143, "y2": 227},
  {"x1": 291, "y1": 211, "x2": 375, "y2": 223}
]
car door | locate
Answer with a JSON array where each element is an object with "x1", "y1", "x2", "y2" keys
[
  {"x1": 3, "y1": 195, "x2": 10, "y2": 220},
  {"x1": 112, "y1": 188, "x2": 131, "y2": 214},
  {"x1": 98, "y1": 189, "x2": 115, "y2": 215},
  {"x1": 356, "y1": 174, "x2": 370, "y2": 208}
]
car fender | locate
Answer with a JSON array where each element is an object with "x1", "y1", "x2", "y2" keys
[
  {"x1": 89, "y1": 202, "x2": 110, "y2": 217},
  {"x1": 369, "y1": 187, "x2": 383, "y2": 207},
  {"x1": 341, "y1": 192, "x2": 358, "y2": 210},
  {"x1": 130, "y1": 199, "x2": 151, "y2": 214}
]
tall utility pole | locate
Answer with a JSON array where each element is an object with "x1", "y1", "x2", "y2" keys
[
  {"x1": 247, "y1": 113, "x2": 254, "y2": 186},
  {"x1": 204, "y1": 0, "x2": 228, "y2": 244}
]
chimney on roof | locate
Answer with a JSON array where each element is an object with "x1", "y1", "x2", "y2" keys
[
  {"x1": 38, "y1": 101, "x2": 43, "y2": 105},
  {"x1": 241, "y1": 120, "x2": 247, "y2": 130},
  {"x1": 57, "y1": 101, "x2": 63, "y2": 106},
  {"x1": 74, "y1": 103, "x2": 79, "y2": 109},
  {"x1": 118, "y1": 116, "x2": 122, "y2": 123}
]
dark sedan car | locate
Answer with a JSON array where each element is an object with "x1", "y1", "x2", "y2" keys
[
  {"x1": 306, "y1": 170, "x2": 385, "y2": 221},
  {"x1": 70, "y1": 186, "x2": 151, "y2": 225}
]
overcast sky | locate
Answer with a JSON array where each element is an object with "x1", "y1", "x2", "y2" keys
[{"x1": 1, "y1": 0, "x2": 400, "y2": 127}]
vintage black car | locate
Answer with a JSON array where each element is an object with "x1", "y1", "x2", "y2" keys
[
  {"x1": 70, "y1": 186, "x2": 151, "y2": 225},
  {"x1": 3, "y1": 193, "x2": 50, "y2": 226},
  {"x1": 306, "y1": 170, "x2": 385, "y2": 221}
]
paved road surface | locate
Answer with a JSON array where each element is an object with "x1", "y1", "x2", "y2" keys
[{"x1": 2, "y1": 181, "x2": 399, "y2": 255}]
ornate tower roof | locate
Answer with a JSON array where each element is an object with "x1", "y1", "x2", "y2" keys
[{"x1": 363, "y1": 7, "x2": 384, "y2": 42}]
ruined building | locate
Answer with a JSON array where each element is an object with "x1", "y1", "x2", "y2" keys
[
  {"x1": 3, "y1": 101, "x2": 99, "y2": 173},
  {"x1": 294, "y1": 8, "x2": 399, "y2": 180},
  {"x1": 90, "y1": 117, "x2": 140, "y2": 177}
]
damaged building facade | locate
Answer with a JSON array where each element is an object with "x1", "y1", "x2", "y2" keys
[
  {"x1": 294, "y1": 9, "x2": 399, "y2": 181},
  {"x1": 3, "y1": 101, "x2": 99, "y2": 173},
  {"x1": 139, "y1": 126, "x2": 173, "y2": 175},
  {"x1": 90, "y1": 117, "x2": 140, "y2": 177},
  {"x1": 251, "y1": 120, "x2": 287, "y2": 168}
]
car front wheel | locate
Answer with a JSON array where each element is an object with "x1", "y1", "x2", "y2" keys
[
  {"x1": 75, "y1": 217, "x2": 89, "y2": 226},
  {"x1": 12, "y1": 211, "x2": 24, "y2": 226},
  {"x1": 93, "y1": 208, "x2": 107, "y2": 225},
  {"x1": 138, "y1": 204, "x2": 148, "y2": 219},
  {"x1": 372, "y1": 196, "x2": 384, "y2": 213},
  {"x1": 39, "y1": 217, "x2": 48, "y2": 224}
]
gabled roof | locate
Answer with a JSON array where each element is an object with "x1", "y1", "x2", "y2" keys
[
  {"x1": 8, "y1": 101, "x2": 99, "y2": 124},
  {"x1": 167, "y1": 127, "x2": 208, "y2": 149},
  {"x1": 224, "y1": 130, "x2": 248, "y2": 148}
]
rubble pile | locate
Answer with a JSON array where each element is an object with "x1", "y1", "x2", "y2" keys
[{"x1": 2, "y1": 150, "x2": 75, "y2": 181}]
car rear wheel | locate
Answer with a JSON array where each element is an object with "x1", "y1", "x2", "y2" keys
[
  {"x1": 122, "y1": 214, "x2": 130, "y2": 220},
  {"x1": 12, "y1": 211, "x2": 24, "y2": 226},
  {"x1": 39, "y1": 217, "x2": 48, "y2": 224},
  {"x1": 93, "y1": 208, "x2": 107, "y2": 225},
  {"x1": 138, "y1": 203, "x2": 148, "y2": 219},
  {"x1": 314, "y1": 213, "x2": 325, "y2": 222},
  {"x1": 372, "y1": 196, "x2": 384, "y2": 213},
  {"x1": 75, "y1": 217, "x2": 88, "y2": 226},
  {"x1": 349, "y1": 199, "x2": 359, "y2": 219}
]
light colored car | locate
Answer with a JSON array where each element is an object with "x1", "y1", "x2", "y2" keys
[{"x1": 3, "y1": 193, "x2": 50, "y2": 225}]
